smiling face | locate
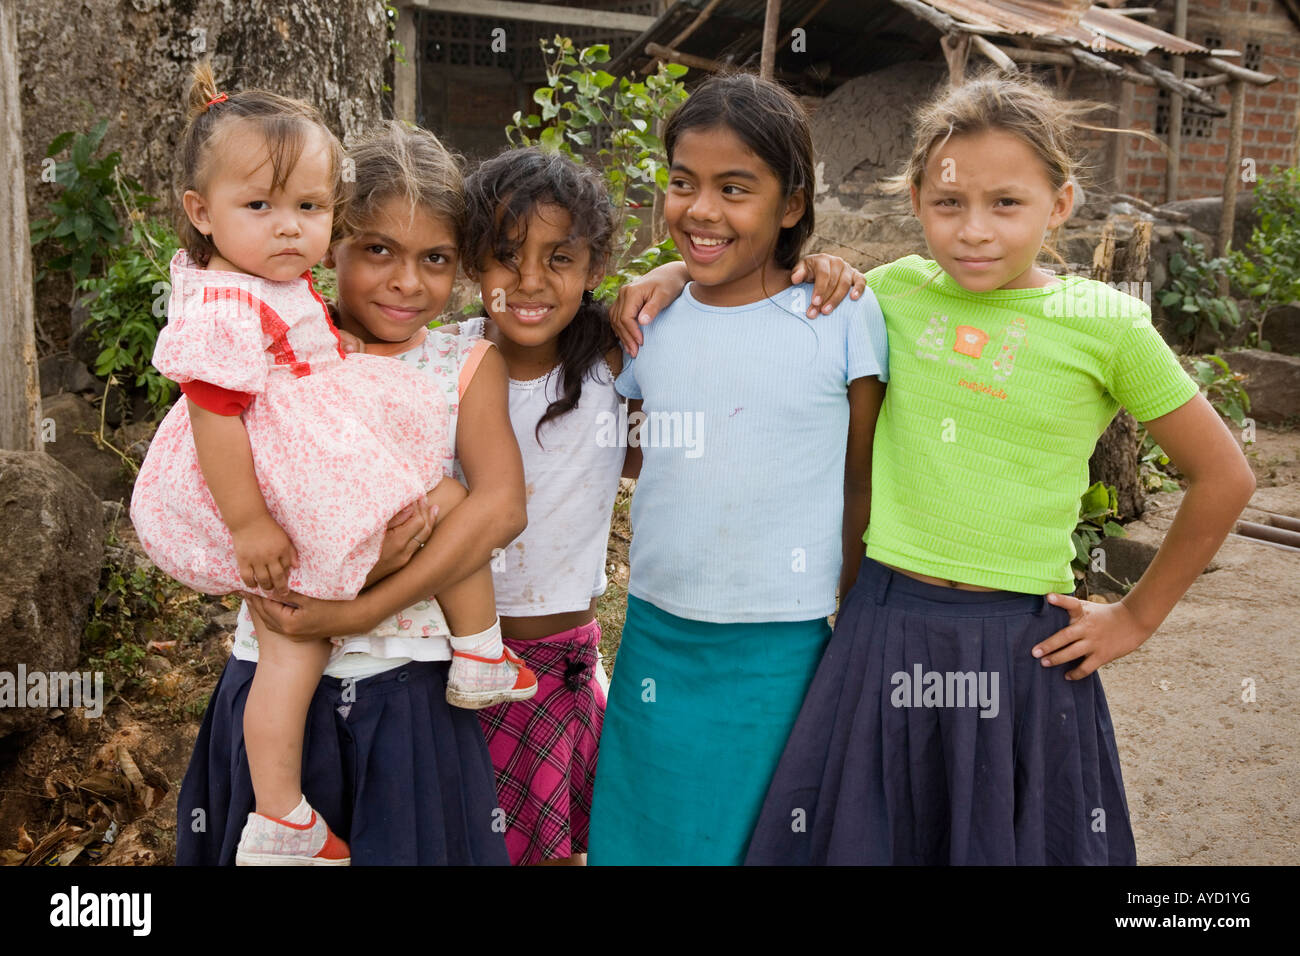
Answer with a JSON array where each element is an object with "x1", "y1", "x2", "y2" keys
[
  {"x1": 910, "y1": 128, "x2": 1074, "y2": 292},
  {"x1": 325, "y1": 196, "x2": 460, "y2": 354},
  {"x1": 664, "y1": 125, "x2": 806, "y2": 307},
  {"x1": 182, "y1": 121, "x2": 336, "y2": 281},
  {"x1": 469, "y1": 202, "x2": 600, "y2": 354}
]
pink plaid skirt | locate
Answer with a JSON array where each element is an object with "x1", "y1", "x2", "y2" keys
[{"x1": 478, "y1": 620, "x2": 606, "y2": 865}]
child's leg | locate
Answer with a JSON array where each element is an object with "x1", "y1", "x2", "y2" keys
[
  {"x1": 243, "y1": 606, "x2": 331, "y2": 818},
  {"x1": 424, "y1": 477, "x2": 536, "y2": 709},
  {"x1": 424, "y1": 477, "x2": 497, "y2": 634}
]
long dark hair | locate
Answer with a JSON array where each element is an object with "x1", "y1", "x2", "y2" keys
[
  {"x1": 463, "y1": 148, "x2": 617, "y2": 446},
  {"x1": 664, "y1": 73, "x2": 815, "y2": 269}
]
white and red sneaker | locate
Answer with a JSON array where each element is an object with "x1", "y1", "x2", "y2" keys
[
  {"x1": 235, "y1": 805, "x2": 351, "y2": 866},
  {"x1": 445, "y1": 647, "x2": 538, "y2": 709}
]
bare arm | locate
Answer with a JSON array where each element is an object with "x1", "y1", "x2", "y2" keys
[
  {"x1": 1034, "y1": 393, "x2": 1256, "y2": 678},
  {"x1": 611, "y1": 256, "x2": 867, "y2": 355},
  {"x1": 840, "y1": 377, "x2": 885, "y2": 599},
  {"x1": 188, "y1": 399, "x2": 296, "y2": 595}
]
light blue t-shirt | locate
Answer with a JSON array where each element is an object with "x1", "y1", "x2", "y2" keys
[{"x1": 616, "y1": 282, "x2": 889, "y2": 623}]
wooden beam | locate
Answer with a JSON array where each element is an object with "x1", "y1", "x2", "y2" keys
[
  {"x1": 1218, "y1": 78, "x2": 1247, "y2": 261},
  {"x1": 997, "y1": 46, "x2": 1075, "y2": 66},
  {"x1": 1131, "y1": 56, "x2": 1225, "y2": 112},
  {"x1": 1191, "y1": 56, "x2": 1277, "y2": 86},
  {"x1": 761, "y1": 0, "x2": 781, "y2": 81},
  {"x1": 1069, "y1": 47, "x2": 1154, "y2": 87},
  {"x1": 1166, "y1": 0, "x2": 1186, "y2": 202},
  {"x1": 404, "y1": 0, "x2": 656, "y2": 33},
  {"x1": 940, "y1": 32, "x2": 970, "y2": 86},
  {"x1": 1187, "y1": 73, "x2": 1232, "y2": 89},
  {"x1": 0, "y1": 0, "x2": 40, "y2": 452},
  {"x1": 889, "y1": 0, "x2": 960, "y2": 35},
  {"x1": 971, "y1": 34, "x2": 1017, "y2": 73}
]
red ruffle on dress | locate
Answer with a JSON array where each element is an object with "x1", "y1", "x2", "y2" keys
[{"x1": 130, "y1": 251, "x2": 450, "y2": 600}]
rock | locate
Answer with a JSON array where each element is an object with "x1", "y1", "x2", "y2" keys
[
  {"x1": 38, "y1": 352, "x2": 101, "y2": 397},
  {"x1": 1086, "y1": 535, "x2": 1160, "y2": 594},
  {"x1": 39, "y1": 392, "x2": 132, "y2": 503},
  {"x1": 116, "y1": 420, "x2": 157, "y2": 465},
  {"x1": 67, "y1": 301, "x2": 100, "y2": 368},
  {"x1": 1221, "y1": 349, "x2": 1300, "y2": 424},
  {"x1": 1158, "y1": 195, "x2": 1259, "y2": 251},
  {"x1": 1262, "y1": 304, "x2": 1300, "y2": 355},
  {"x1": 0, "y1": 451, "x2": 105, "y2": 738}
]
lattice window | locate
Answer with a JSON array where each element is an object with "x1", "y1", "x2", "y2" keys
[
  {"x1": 1244, "y1": 41, "x2": 1262, "y2": 72},
  {"x1": 1153, "y1": 37, "x2": 1226, "y2": 140}
]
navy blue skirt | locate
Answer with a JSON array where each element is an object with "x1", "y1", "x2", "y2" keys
[
  {"x1": 176, "y1": 657, "x2": 509, "y2": 865},
  {"x1": 746, "y1": 558, "x2": 1137, "y2": 866}
]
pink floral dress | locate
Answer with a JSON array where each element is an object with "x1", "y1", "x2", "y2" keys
[{"x1": 130, "y1": 251, "x2": 450, "y2": 600}]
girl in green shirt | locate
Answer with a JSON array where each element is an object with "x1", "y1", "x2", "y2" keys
[{"x1": 617, "y1": 72, "x2": 1255, "y2": 865}]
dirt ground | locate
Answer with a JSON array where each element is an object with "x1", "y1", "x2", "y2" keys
[
  {"x1": 0, "y1": 427, "x2": 1295, "y2": 866},
  {"x1": 1098, "y1": 425, "x2": 1300, "y2": 865}
]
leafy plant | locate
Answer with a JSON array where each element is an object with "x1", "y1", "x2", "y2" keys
[
  {"x1": 1072, "y1": 481, "x2": 1126, "y2": 577},
  {"x1": 1229, "y1": 165, "x2": 1300, "y2": 348},
  {"x1": 1133, "y1": 354, "x2": 1251, "y2": 493},
  {"x1": 84, "y1": 529, "x2": 206, "y2": 692},
  {"x1": 77, "y1": 213, "x2": 180, "y2": 417},
  {"x1": 506, "y1": 36, "x2": 689, "y2": 299},
  {"x1": 30, "y1": 120, "x2": 155, "y2": 283},
  {"x1": 1188, "y1": 354, "x2": 1251, "y2": 427},
  {"x1": 1158, "y1": 236, "x2": 1241, "y2": 348}
]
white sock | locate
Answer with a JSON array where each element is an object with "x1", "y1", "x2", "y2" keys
[
  {"x1": 279, "y1": 795, "x2": 312, "y2": 825},
  {"x1": 449, "y1": 618, "x2": 504, "y2": 659}
]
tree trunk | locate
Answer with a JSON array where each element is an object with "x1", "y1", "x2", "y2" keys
[
  {"x1": 18, "y1": 0, "x2": 390, "y2": 348},
  {"x1": 0, "y1": 0, "x2": 40, "y2": 452},
  {"x1": 1090, "y1": 410, "x2": 1144, "y2": 521}
]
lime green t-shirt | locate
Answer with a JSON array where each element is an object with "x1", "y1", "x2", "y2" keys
[{"x1": 864, "y1": 256, "x2": 1198, "y2": 594}]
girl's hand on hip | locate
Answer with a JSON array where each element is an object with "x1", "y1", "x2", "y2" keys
[
  {"x1": 366, "y1": 497, "x2": 439, "y2": 586},
  {"x1": 242, "y1": 591, "x2": 365, "y2": 641},
  {"x1": 231, "y1": 513, "x2": 299, "y2": 598},
  {"x1": 789, "y1": 254, "x2": 866, "y2": 319},
  {"x1": 1033, "y1": 594, "x2": 1153, "y2": 680}
]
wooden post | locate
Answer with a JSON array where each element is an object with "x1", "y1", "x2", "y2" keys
[
  {"x1": 1166, "y1": 0, "x2": 1187, "y2": 201},
  {"x1": 1092, "y1": 219, "x2": 1117, "y2": 283},
  {"x1": 0, "y1": 0, "x2": 41, "y2": 453},
  {"x1": 760, "y1": 0, "x2": 781, "y2": 81},
  {"x1": 394, "y1": 3, "x2": 418, "y2": 124},
  {"x1": 1218, "y1": 78, "x2": 1246, "y2": 261},
  {"x1": 940, "y1": 32, "x2": 970, "y2": 87},
  {"x1": 1110, "y1": 79, "x2": 1135, "y2": 194}
]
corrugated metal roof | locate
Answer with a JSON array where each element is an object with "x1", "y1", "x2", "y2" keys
[
  {"x1": 608, "y1": 0, "x2": 1212, "y2": 83},
  {"x1": 923, "y1": 0, "x2": 1208, "y2": 55}
]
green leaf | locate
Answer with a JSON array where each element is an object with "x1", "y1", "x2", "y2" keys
[
  {"x1": 593, "y1": 70, "x2": 616, "y2": 89},
  {"x1": 665, "y1": 63, "x2": 688, "y2": 78},
  {"x1": 1103, "y1": 520, "x2": 1126, "y2": 538}
]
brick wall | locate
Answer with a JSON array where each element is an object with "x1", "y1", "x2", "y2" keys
[{"x1": 1115, "y1": 0, "x2": 1300, "y2": 201}]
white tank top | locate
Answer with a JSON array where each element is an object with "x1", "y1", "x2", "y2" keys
[{"x1": 494, "y1": 357, "x2": 625, "y2": 616}]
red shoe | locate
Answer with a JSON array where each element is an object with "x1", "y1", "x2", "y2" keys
[
  {"x1": 445, "y1": 646, "x2": 539, "y2": 709},
  {"x1": 235, "y1": 806, "x2": 351, "y2": 866}
]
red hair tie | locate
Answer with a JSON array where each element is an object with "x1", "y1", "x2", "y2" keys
[{"x1": 206, "y1": 92, "x2": 228, "y2": 108}]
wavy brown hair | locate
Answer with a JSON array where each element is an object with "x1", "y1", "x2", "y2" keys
[{"x1": 463, "y1": 148, "x2": 617, "y2": 447}]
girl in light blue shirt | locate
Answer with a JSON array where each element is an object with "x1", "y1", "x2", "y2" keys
[{"x1": 587, "y1": 73, "x2": 888, "y2": 865}]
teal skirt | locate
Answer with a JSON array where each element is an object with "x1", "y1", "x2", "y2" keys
[{"x1": 588, "y1": 595, "x2": 831, "y2": 865}]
